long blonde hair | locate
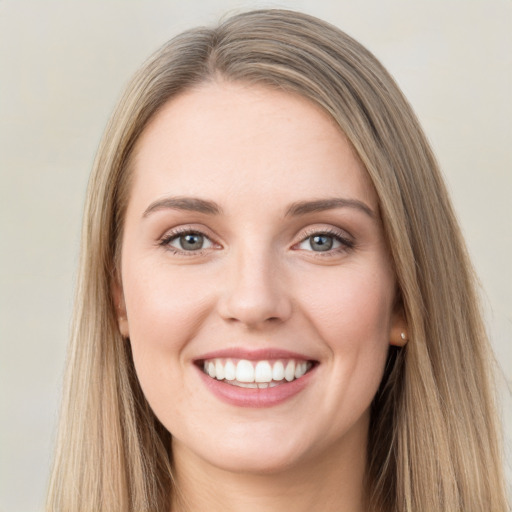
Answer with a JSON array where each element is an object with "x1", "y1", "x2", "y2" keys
[{"x1": 47, "y1": 9, "x2": 508, "y2": 511}]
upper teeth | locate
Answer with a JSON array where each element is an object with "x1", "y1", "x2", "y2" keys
[{"x1": 202, "y1": 358, "x2": 311, "y2": 385}]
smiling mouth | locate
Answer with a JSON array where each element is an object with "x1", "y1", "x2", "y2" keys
[{"x1": 198, "y1": 358, "x2": 316, "y2": 388}]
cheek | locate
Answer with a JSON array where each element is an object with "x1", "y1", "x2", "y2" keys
[
  {"x1": 123, "y1": 261, "x2": 211, "y2": 347},
  {"x1": 298, "y1": 263, "x2": 395, "y2": 344},
  {"x1": 122, "y1": 270, "x2": 212, "y2": 432},
  {"x1": 296, "y1": 263, "x2": 395, "y2": 404},
  {"x1": 121, "y1": 261, "x2": 214, "y2": 408}
]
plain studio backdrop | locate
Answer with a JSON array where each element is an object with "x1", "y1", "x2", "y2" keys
[{"x1": 0, "y1": 1, "x2": 510, "y2": 510}]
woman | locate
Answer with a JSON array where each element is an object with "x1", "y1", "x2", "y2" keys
[{"x1": 46, "y1": 9, "x2": 508, "y2": 512}]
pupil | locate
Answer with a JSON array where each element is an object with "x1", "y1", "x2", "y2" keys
[
  {"x1": 311, "y1": 234, "x2": 332, "y2": 251},
  {"x1": 181, "y1": 233, "x2": 203, "y2": 250}
]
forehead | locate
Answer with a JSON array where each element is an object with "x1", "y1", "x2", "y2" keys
[{"x1": 129, "y1": 81, "x2": 378, "y2": 213}]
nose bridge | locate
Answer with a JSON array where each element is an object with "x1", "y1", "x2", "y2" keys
[{"x1": 219, "y1": 239, "x2": 291, "y2": 327}]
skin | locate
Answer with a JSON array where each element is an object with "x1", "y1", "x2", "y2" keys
[{"x1": 115, "y1": 82, "x2": 407, "y2": 512}]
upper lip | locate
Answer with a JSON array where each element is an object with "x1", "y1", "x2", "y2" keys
[{"x1": 195, "y1": 347, "x2": 317, "y2": 362}]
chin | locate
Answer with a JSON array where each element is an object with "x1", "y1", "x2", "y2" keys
[
  {"x1": 202, "y1": 446, "x2": 306, "y2": 476},
  {"x1": 172, "y1": 424, "x2": 315, "y2": 476}
]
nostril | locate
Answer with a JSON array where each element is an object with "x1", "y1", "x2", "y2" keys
[{"x1": 216, "y1": 264, "x2": 293, "y2": 327}]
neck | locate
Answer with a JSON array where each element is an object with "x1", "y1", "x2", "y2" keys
[{"x1": 170, "y1": 425, "x2": 368, "y2": 512}]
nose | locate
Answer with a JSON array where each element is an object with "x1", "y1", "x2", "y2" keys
[{"x1": 217, "y1": 246, "x2": 292, "y2": 328}]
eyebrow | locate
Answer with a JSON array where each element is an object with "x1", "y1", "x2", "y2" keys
[
  {"x1": 285, "y1": 198, "x2": 375, "y2": 218},
  {"x1": 143, "y1": 196, "x2": 222, "y2": 217},
  {"x1": 142, "y1": 195, "x2": 375, "y2": 219}
]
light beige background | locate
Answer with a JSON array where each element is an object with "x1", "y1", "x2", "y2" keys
[{"x1": 0, "y1": 1, "x2": 510, "y2": 510}]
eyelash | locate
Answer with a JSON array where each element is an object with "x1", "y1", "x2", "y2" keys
[
  {"x1": 294, "y1": 227, "x2": 355, "y2": 256},
  {"x1": 159, "y1": 227, "x2": 218, "y2": 256},
  {"x1": 159, "y1": 226, "x2": 354, "y2": 256}
]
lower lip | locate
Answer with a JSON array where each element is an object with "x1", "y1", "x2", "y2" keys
[{"x1": 196, "y1": 365, "x2": 316, "y2": 408}]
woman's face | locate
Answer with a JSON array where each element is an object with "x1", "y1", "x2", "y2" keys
[{"x1": 116, "y1": 82, "x2": 405, "y2": 475}]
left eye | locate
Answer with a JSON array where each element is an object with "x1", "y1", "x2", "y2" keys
[
  {"x1": 167, "y1": 232, "x2": 213, "y2": 251},
  {"x1": 298, "y1": 234, "x2": 342, "y2": 252}
]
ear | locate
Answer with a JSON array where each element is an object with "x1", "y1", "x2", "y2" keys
[
  {"x1": 389, "y1": 303, "x2": 408, "y2": 347},
  {"x1": 111, "y1": 274, "x2": 130, "y2": 338}
]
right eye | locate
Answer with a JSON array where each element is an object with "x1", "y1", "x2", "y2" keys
[{"x1": 162, "y1": 231, "x2": 214, "y2": 253}]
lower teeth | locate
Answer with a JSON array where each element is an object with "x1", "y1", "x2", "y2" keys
[{"x1": 224, "y1": 380, "x2": 283, "y2": 388}]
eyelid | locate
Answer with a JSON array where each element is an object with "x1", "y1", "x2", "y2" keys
[
  {"x1": 159, "y1": 225, "x2": 222, "y2": 255},
  {"x1": 157, "y1": 223, "x2": 354, "y2": 256},
  {"x1": 168, "y1": 232, "x2": 214, "y2": 251},
  {"x1": 292, "y1": 225, "x2": 355, "y2": 253}
]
